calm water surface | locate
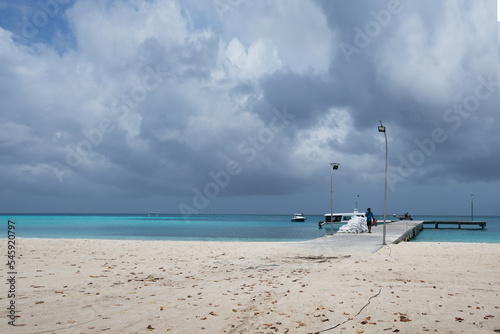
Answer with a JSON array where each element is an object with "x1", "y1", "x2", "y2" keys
[{"x1": 2, "y1": 214, "x2": 499, "y2": 243}]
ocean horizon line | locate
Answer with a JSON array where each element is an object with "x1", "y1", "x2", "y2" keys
[{"x1": 2, "y1": 212, "x2": 498, "y2": 218}]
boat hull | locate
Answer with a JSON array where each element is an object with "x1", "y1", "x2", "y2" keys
[
  {"x1": 319, "y1": 210, "x2": 365, "y2": 228},
  {"x1": 291, "y1": 213, "x2": 306, "y2": 222}
]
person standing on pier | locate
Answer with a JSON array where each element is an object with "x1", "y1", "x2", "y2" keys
[{"x1": 365, "y1": 208, "x2": 373, "y2": 233}]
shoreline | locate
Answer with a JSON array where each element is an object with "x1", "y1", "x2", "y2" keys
[
  {"x1": 12, "y1": 235, "x2": 500, "y2": 242},
  {"x1": 1, "y1": 239, "x2": 499, "y2": 333}
]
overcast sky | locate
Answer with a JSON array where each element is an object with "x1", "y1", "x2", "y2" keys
[{"x1": 0, "y1": 0, "x2": 498, "y2": 216}]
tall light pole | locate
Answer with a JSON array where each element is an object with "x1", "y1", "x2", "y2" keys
[
  {"x1": 355, "y1": 194, "x2": 359, "y2": 211},
  {"x1": 378, "y1": 121, "x2": 387, "y2": 245},
  {"x1": 330, "y1": 163, "x2": 340, "y2": 235},
  {"x1": 471, "y1": 194, "x2": 474, "y2": 221}
]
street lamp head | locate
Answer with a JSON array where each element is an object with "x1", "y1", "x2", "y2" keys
[
  {"x1": 330, "y1": 163, "x2": 340, "y2": 170},
  {"x1": 378, "y1": 120, "x2": 386, "y2": 132}
]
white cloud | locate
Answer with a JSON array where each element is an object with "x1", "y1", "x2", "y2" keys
[
  {"x1": 374, "y1": 0, "x2": 495, "y2": 105},
  {"x1": 0, "y1": 122, "x2": 36, "y2": 147},
  {"x1": 292, "y1": 107, "x2": 353, "y2": 167},
  {"x1": 217, "y1": 0, "x2": 335, "y2": 74},
  {"x1": 498, "y1": 0, "x2": 500, "y2": 21},
  {"x1": 66, "y1": 0, "x2": 188, "y2": 67},
  {"x1": 222, "y1": 37, "x2": 282, "y2": 80}
]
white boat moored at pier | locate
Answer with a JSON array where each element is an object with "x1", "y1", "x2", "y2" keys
[{"x1": 318, "y1": 209, "x2": 365, "y2": 228}]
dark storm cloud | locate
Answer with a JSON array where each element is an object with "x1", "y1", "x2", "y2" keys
[{"x1": 0, "y1": 0, "x2": 497, "y2": 214}]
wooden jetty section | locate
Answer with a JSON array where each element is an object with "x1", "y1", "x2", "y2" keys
[{"x1": 422, "y1": 221, "x2": 486, "y2": 229}]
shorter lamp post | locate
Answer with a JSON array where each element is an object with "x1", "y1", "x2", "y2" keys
[
  {"x1": 378, "y1": 121, "x2": 387, "y2": 245},
  {"x1": 471, "y1": 194, "x2": 474, "y2": 221},
  {"x1": 330, "y1": 163, "x2": 340, "y2": 235}
]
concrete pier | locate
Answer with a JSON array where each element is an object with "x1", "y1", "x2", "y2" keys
[
  {"x1": 291, "y1": 220, "x2": 424, "y2": 254},
  {"x1": 422, "y1": 221, "x2": 486, "y2": 229},
  {"x1": 290, "y1": 218, "x2": 489, "y2": 254}
]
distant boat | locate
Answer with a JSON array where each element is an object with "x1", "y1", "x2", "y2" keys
[
  {"x1": 291, "y1": 213, "x2": 307, "y2": 222},
  {"x1": 148, "y1": 212, "x2": 159, "y2": 217},
  {"x1": 393, "y1": 213, "x2": 413, "y2": 220},
  {"x1": 318, "y1": 209, "x2": 365, "y2": 228}
]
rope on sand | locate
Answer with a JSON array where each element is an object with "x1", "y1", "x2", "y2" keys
[{"x1": 315, "y1": 288, "x2": 382, "y2": 333}]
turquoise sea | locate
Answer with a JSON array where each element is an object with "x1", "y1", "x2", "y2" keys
[{"x1": 2, "y1": 214, "x2": 499, "y2": 243}]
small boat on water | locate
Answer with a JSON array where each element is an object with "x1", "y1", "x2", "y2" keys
[
  {"x1": 393, "y1": 213, "x2": 413, "y2": 220},
  {"x1": 291, "y1": 213, "x2": 307, "y2": 222},
  {"x1": 318, "y1": 209, "x2": 365, "y2": 228}
]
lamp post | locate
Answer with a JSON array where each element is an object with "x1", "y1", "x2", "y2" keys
[
  {"x1": 471, "y1": 194, "x2": 474, "y2": 221},
  {"x1": 330, "y1": 163, "x2": 340, "y2": 235},
  {"x1": 355, "y1": 194, "x2": 359, "y2": 211},
  {"x1": 378, "y1": 121, "x2": 387, "y2": 245}
]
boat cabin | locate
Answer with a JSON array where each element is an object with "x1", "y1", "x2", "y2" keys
[{"x1": 323, "y1": 210, "x2": 365, "y2": 224}]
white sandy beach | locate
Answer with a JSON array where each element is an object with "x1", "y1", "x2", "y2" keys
[{"x1": 1, "y1": 239, "x2": 499, "y2": 333}]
